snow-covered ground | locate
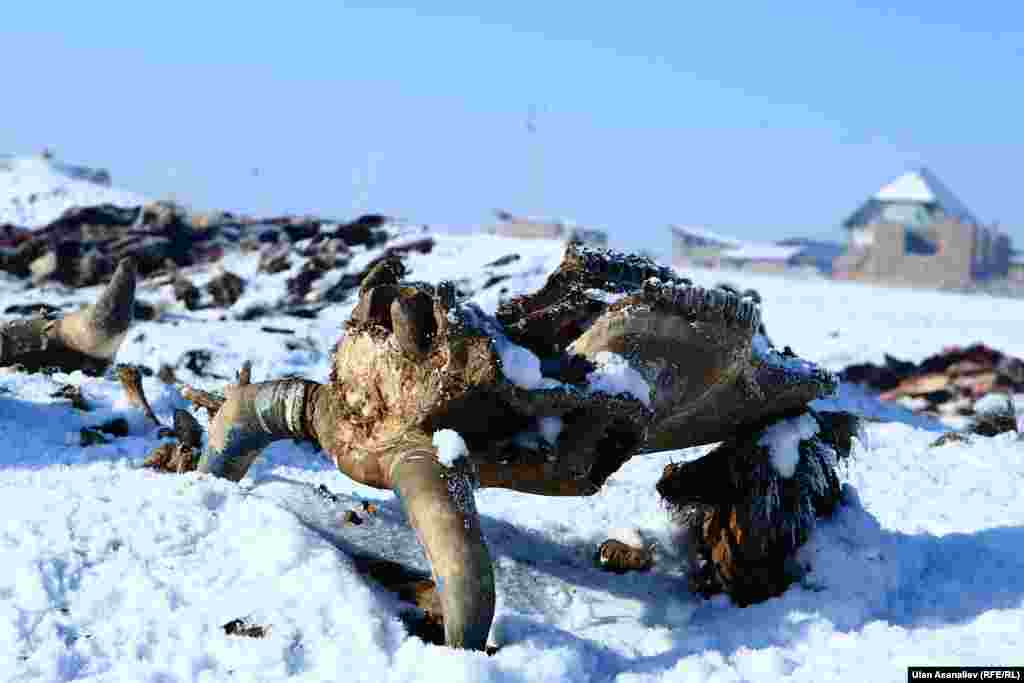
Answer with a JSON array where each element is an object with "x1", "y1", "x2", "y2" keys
[
  {"x1": 0, "y1": 156, "x2": 146, "y2": 228},
  {"x1": 2, "y1": 226, "x2": 1023, "y2": 681}
]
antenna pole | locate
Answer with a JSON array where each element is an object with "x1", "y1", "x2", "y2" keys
[{"x1": 526, "y1": 105, "x2": 542, "y2": 217}]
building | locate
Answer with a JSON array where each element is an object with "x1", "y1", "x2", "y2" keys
[
  {"x1": 1008, "y1": 253, "x2": 1024, "y2": 282},
  {"x1": 833, "y1": 168, "x2": 1010, "y2": 288},
  {"x1": 670, "y1": 225, "x2": 843, "y2": 275},
  {"x1": 485, "y1": 210, "x2": 608, "y2": 246},
  {"x1": 669, "y1": 225, "x2": 741, "y2": 268},
  {"x1": 717, "y1": 243, "x2": 803, "y2": 273},
  {"x1": 774, "y1": 238, "x2": 846, "y2": 274}
]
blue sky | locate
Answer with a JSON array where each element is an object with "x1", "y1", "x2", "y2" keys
[{"x1": 2, "y1": 2, "x2": 1022, "y2": 255}]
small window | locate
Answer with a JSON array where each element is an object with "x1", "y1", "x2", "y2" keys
[{"x1": 904, "y1": 228, "x2": 940, "y2": 255}]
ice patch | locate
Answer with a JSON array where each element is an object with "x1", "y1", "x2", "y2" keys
[
  {"x1": 759, "y1": 413, "x2": 820, "y2": 478},
  {"x1": 432, "y1": 429, "x2": 469, "y2": 467},
  {"x1": 586, "y1": 352, "x2": 652, "y2": 407}
]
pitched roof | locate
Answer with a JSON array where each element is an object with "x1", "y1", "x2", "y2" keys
[
  {"x1": 669, "y1": 224, "x2": 742, "y2": 247},
  {"x1": 875, "y1": 168, "x2": 976, "y2": 222},
  {"x1": 843, "y1": 167, "x2": 978, "y2": 228}
]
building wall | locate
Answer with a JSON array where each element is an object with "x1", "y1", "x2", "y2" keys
[
  {"x1": 994, "y1": 234, "x2": 1012, "y2": 276},
  {"x1": 730, "y1": 260, "x2": 790, "y2": 274},
  {"x1": 971, "y1": 227, "x2": 1011, "y2": 279},
  {"x1": 567, "y1": 227, "x2": 608, "y2": 247},
  {"x1": 847, "y1": 221, "x2": 975, "y2": 288},
  {"x1": 487, "y1": 219, "x2": 608, "y2": 246},
  {"x1": 671, "y1": 231, "x2": 730, "y2": 267},
  {"x1": 488, "y1": 220, "x2": 565, "y2": 240},
  {"x1": 673, "y1": 245, "x2": 728, "y2": 267},
  {"x1": 976, "y1": 227, "x2": 993, "y2": 278}
]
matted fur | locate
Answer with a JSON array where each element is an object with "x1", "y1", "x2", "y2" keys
[{"x1": 657, "y1": 409, "x2": 860, "y2": 605}]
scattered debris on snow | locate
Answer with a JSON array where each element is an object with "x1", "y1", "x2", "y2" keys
[
  {"x1": 840, "y1": 343, "x2": 1024, "y2": 428},
  {"x1": 2, "y1": 158, "x2": 1024, "y2": 679}
]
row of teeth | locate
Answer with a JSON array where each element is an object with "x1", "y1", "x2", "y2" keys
[
  {"x1": 575, "y1": 247, "x2": 685, "y2": 289},
  {"x1": 641, "y1": 278, "x2": 762, "y2": 331},
  {"x1": 573, "y1": 247, "x2": 762, "y2": 330}
]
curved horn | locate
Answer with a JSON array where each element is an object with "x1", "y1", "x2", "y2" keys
[
  {"x1": 0, "y1": 258, "x2": 137, "y2": 373},
  {"x1": 389, "y1": 446, "x2": 495, "y2": 650},
  {"x1": 197, "y1": 379, "x2": 317, "y2": 481},
  {"x1": 195, "y1": 378, "x2": 497, "y2": 649},
  {"x1": 57, "y1": 257, "x2": 138, "y2": 363}
]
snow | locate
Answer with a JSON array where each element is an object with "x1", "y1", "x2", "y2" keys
[
  {"x1": 433, "y1": 429, "x2": 469, "y2": 467},
  {"x1": 585, "y1": 351, "x2": 653, "y2": 408},
  {"x1": 494, "y1": 338, "x2": 545, "y2": 390},
  {"x1": 1, "y1": 192, "x2": 1024, "y2": 680},
  {"x1": 752, "y1": 333, "x2": 772, "y2": 356},
  {"x1": 758, "y1": 413, "x2": 821, "y2": 478},
  {"x1": 606, "y1": 527, "x2": 646, "y2": 548},
  {"x1": 873, "y1": 167, "x2": 978, "y2": 225},
  {"x1": 510, "y1": 417, "x2": 564, "y2": 453},
  {"x1": 490, "y1": 325, "x2": 653, "y2": 407},
  {"x1": 973, "y1": 392, "x2": 1014, "y2": 417},
  {"x1": 875, "y1": 170, "x2": 940, "y2": 204},
  {"x1": 0, "y1": 156, "x2": 146, "y2": 228},
  {"x1": 537, "y1": 416, "x2": 563, "y2": 447},
  {"x1": 584, "y1": 288, "x2": 629, "y2": 304}
]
